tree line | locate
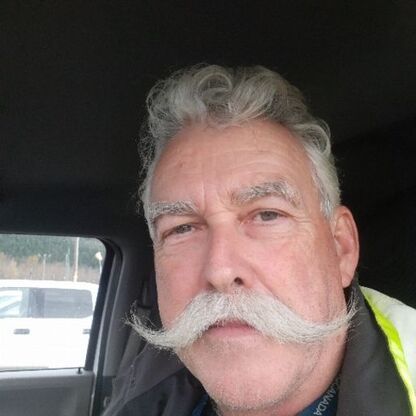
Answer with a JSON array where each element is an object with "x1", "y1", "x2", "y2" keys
[{"x1": 0, "y1": 234, "x2": 104, "y2": 268}]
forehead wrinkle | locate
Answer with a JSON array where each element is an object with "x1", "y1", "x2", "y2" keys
[
  {"x1": 230, "y1": 181, "x2": 301, "y2": 208},
  {"x1": 148, "y1": 200, "x2": 197, "y2": 225}
]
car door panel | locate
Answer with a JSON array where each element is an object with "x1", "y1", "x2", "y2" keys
[{"x1": 0, "y1": 369, "x2": 94, "y2": 416}]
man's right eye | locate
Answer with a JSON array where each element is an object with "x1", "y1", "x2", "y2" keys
[
  {"x1": 161, "y1": 224, "x2": 194, "y2": 241},
  {"x1": 172, "y1": 224, "x2": 193, "y2": 235}
]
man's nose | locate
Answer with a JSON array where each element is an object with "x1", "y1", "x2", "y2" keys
[{"x1": 202, "y1": 225, "x2": 253, "y2": 293}]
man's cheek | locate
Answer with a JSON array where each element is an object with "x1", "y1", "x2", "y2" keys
[
  {"x1": 155, "y1": 264, "x2": 200, "y2": 326},
  {"x1": 156, "y1": 288, "x2": 183, "y2": 329}
]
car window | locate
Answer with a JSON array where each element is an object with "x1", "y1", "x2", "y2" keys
[
  {"x1": 40, "y1": 288, "x2": 93, "y2": 318},
  {"x1": 0, "y1": 288, "x2": 26, "y2": 318},
  {"x1": 0, "y1": 234, "x2": 105, "y2": 371}
]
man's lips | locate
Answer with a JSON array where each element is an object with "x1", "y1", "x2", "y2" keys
[{"x1": 206, "y1": 320, "x2": 258, "y2": 336}]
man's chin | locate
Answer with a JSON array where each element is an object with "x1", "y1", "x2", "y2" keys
[
  {"x1": 183, "y1": 360, "x2": 302, "y2": 416},
  {"x1": 177, "y1": 335, "x2": 320, "y2": 414},
  {"x1": 206, "y1": 384, "x2": 293, "y2": 415}
]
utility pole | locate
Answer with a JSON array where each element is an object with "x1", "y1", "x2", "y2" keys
[
  {"x1": 73, "y1": 237, "x2": 79, "y2": 282},
  {"x1": 95, "y1": 251, "x2": 103, "y2": 277},
  {"x1": 65, "y1": 249, "x2": 70, "y2": 280},
  {"x1": 42, "y1": 254, "x2": 47, "y2": 279}
]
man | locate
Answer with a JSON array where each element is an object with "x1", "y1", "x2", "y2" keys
[{"x1": 107, "y1": 65, "x2": 416, "y2": 415}]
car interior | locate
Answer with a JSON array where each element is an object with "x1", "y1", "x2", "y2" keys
[{"x1": 1, "y1": 2, "x2": 415, "y2": 415}]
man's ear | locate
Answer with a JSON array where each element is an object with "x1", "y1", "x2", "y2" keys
[{"x1": 331, "y1": 206, "x2": 360, "y2": 288}]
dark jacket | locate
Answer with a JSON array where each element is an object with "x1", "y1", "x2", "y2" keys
[{"x1": 102, "y1": 286, "x2": 412, "y2": 415}]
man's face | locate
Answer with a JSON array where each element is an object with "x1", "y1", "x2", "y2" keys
[{"x1": 150, "y1": 120, "x2": 358, "y2": 414}]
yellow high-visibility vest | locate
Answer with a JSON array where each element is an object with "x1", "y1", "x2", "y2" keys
[{"x1": 362, "y1": 287, "x2": 416, "y2": 415}]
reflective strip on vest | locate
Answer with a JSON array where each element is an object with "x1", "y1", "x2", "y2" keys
[{"x1": 362, "y1": 286, "x2": 416, "y2": 415}]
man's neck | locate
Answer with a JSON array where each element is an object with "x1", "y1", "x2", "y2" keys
[{"x1": 213, "y1": 335, "x2": 346, "y2": 416}]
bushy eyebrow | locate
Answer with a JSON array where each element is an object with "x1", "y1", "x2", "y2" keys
[
  {"x1": 148, "y1": 200, "x2": 197, "y2": 225},
  {"x1": 230, "y1": 181, "x2": 301, "y2": 208},
  {"x1": 148, "y1": 181, "x2": 299, "y2": 226}
]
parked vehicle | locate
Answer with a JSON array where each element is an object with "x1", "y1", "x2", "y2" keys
[{"x1": 0, "y1": 280, "x2": 98, "y2": 370}]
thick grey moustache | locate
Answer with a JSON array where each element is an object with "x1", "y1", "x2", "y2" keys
[{"x1": 128, "y1": 289, "x2": 357, "y2": 351}]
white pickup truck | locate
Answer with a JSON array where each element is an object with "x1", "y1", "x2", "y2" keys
[{"x1": 0, "y1": 279, "x2": 98, "y2": 371}]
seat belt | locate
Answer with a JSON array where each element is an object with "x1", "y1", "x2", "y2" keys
[
  {"x1": 101, "y1": 306, "x2": 151, "y2": 414},
  {"x1": 118, "y1": 313, "x2": 149, "y2": 372}
]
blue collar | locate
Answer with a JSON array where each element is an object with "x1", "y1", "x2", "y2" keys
[
  {"x1": 192, "y1": 377, "x2": 339, "y2": 416},
  {"x1": 298, "y1": 377, "x2": 340, "y2": 416},
  {"x1": 191, "y1": 393, "x2": 210, "y2": 416}
]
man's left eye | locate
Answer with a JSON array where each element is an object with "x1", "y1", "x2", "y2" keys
[{"x1": 257, "y1": 211, "x2": 280, "y2": 221}]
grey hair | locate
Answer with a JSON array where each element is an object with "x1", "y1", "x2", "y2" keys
[{"x1": 139, "y1": 64, "x2": 340, "y2": 228}]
